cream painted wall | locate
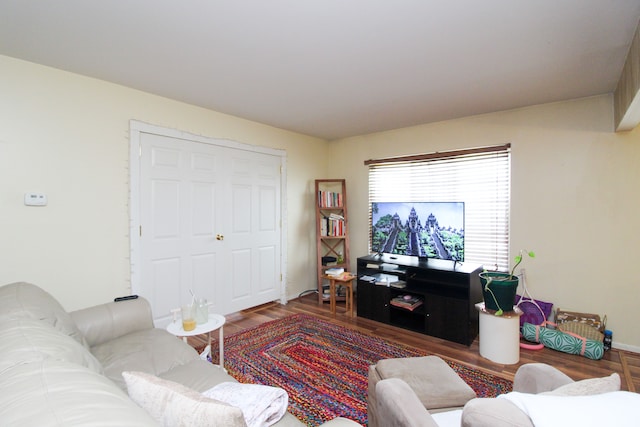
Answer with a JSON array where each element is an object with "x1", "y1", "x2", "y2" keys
[
  {"x1": 329, "y1": 96, "x2": 640, "y2": 351},
  {"x1": 0, "y1": 55, "x2": 329, "y2": 311},
  {"x1": 2, "y1": 53, "x2": 638, "y2": 350}
]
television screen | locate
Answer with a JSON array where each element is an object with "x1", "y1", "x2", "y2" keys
[{"x1": 371, "y1": 201, "x2": 465, "y2": 261}]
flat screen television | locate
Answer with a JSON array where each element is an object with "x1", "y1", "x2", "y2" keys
[{"x1": 370, "y1": 201, "x2": 465, "y2": 261}]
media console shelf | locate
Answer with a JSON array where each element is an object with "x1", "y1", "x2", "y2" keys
[{"x1": 356, "y1": 254, "x2": 483, "y2": 346}]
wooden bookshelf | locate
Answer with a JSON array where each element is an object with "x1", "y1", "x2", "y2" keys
[{"x1": 315, "y1": 179, "x2": 350, "y2": 304}]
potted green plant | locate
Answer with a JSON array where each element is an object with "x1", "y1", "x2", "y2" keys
[{"x1": 479, "y1": 250, "x2": 535, "y2": 316}]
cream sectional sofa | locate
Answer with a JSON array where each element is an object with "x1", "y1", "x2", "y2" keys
[
  {"x1": 374, "y1": 362, "x2": 636, "y2": 427},
  {"x1": 0, "y1": 282, "x2": 359, "y2": 427}
]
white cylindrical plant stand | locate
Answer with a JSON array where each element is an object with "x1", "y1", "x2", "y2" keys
[{"x1": 475, "y1": 302, "x2": 522, "y2": 364}]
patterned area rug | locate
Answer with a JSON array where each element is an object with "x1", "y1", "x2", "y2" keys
[{"x1": 208, "y1": 314, "x2": 511, "y2": 426}]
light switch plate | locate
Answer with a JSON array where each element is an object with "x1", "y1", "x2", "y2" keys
[{"x1": 24, "y1": 193, "x2": 47, "y2": 206}]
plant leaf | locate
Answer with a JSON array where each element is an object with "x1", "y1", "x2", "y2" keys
[{"x1": 495, "y1": 309, "x2": 503, "y2": 316}]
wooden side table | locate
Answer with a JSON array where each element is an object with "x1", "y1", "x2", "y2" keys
[{"x1": 323, "y1": 273, "x2": 355, "y2": 316}]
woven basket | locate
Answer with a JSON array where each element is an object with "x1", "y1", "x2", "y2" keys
[
  {"x1": 557, "y1": 321, "x2": 604, "y2": 342},
  {"x1": 555, "y1": 308, "x2": 607, "y2": 342},
  {"x1": 556, "y1": 309, "x2": 606, "y2": 331}
]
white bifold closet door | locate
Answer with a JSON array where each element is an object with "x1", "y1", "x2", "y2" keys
[{"x1": 133, "y1": 126, "x2": 283, "y2": 325}]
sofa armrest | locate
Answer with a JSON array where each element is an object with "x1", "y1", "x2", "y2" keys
[
  {"x1": 375, "y1": 378, "x2": 440, "y2": 427},
  {"x1": 513, "y1": 363, "x2": 574, "y2": 393},
  {"x1": 461, "y1": 398, "x2": 534, "y2": 427},
  {"x1": 70, "y1": 297, "x2": 155, "y2": 347},
  {"x1": 367, "y1": 364, "x2": 383, "y2": 427}
]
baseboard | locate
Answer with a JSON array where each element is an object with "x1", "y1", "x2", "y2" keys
[
  {"x1": 282, "y1": 293, "x2": 640, "y2": 356},
  {"x1": 614, "y1": 342, "x2": 640, "y2": 354}
]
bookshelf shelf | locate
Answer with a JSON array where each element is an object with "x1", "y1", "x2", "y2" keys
[{"x1": 315, "y1": 179, "x2": 350, "y2": 304}]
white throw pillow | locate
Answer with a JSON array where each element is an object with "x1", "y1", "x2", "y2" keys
[
  {"x1": 544, "y1": 373, "x2": 620, "y2": 396},
  {"x1": 122, "y1": 371, "x2": 247, "y2": 427}
]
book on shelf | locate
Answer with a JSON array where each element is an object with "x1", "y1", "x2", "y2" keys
[
  {"x1": 390, "y1": 294, "x2": 423, "y2": 311},
  {"x1": 317, "y1": 190, "x2": 343, "y2": 208},
  {"x1": 321, "y1": 216, "x2": 345, "y2": 237},
  {"x1": 375, "y1": 279, "x2": 406, "y2": 288},
  {"x1": 389, "y1": 281, "x2": 406, "y2": 289},
  {"x1": 374, "y1": 273, "x2": 400, "y2": 285}
]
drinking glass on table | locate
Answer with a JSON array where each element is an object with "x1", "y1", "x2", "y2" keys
[
  {"x1": 195, "y1": 298, "x2": 208, "y2": 324},
  {"x1": 181, "y1": 304, "x2": 196, "y2": 331}
]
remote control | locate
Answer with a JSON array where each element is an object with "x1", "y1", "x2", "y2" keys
[{"x1": 114, "y1": 295, "x2": 139, "y2": 302}]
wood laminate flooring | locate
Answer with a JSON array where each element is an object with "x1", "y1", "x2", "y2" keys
[{"x1": 191, "y1": 294, "x2": 639, "y2": 392}]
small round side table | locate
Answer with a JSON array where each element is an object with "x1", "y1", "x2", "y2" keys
[{"x1": 166, "y1": 313, "x2": 226, "y2": 370}]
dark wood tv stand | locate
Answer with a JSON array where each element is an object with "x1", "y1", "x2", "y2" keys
[{"x1": 356, "y1": 254, "x2": 482, "y2": 346}]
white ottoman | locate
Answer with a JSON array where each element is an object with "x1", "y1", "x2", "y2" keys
[{"x1": 368, "y1": 356, "x2": 477, "y2": 427}]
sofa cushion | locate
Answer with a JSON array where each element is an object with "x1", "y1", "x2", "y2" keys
[
  {"x1": 0, "y1": 359, "x2": 157, "y2": 426},
  {"x1": 123, "y1": 371, "x2": 247, "y2": 427},
  {"x1": 0, "y1": 317, "x2": 103, "y2": 374},
  {"x1": 374, "y1": 356, "x2": 477, "y2": 410},
  {"x1": 542, "y1": 373, "x2": 620, "y2": 396},
  {"x1": 461, "y1": 397, "x2": 534, "y2": 427},
  {"x1": 159, "y1": 358, "x2": 238, "y2": 392},
  {"x1": 0, "y1": 282, "x2": 89, "y2": 348},
  {"x1": 91, "y1": 328, "x2": 200, "y2": 390},
  {"x1": 70, "y1": 297, "x2": 155, "y2": 347}
]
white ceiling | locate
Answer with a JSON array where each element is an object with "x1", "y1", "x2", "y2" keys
[{"x1": 1, "y1": 1, "x2": 639, "y2": 140}]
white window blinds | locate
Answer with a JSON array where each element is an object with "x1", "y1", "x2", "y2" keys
[{"x1": 367, "y1": 144, "x2": 511, "y2": 271}]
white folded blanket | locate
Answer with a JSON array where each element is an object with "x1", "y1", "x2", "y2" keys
[
  {"x1": 499, "y1": 391, "x2": 640, "y2": 427},
  {"x1": 203, "y1": 382, "x2": 289, "y2": 427}
]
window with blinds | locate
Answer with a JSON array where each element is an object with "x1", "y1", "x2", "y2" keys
[{"x1": 366, "y1": 144, "x2": 511, "y2": 271}]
